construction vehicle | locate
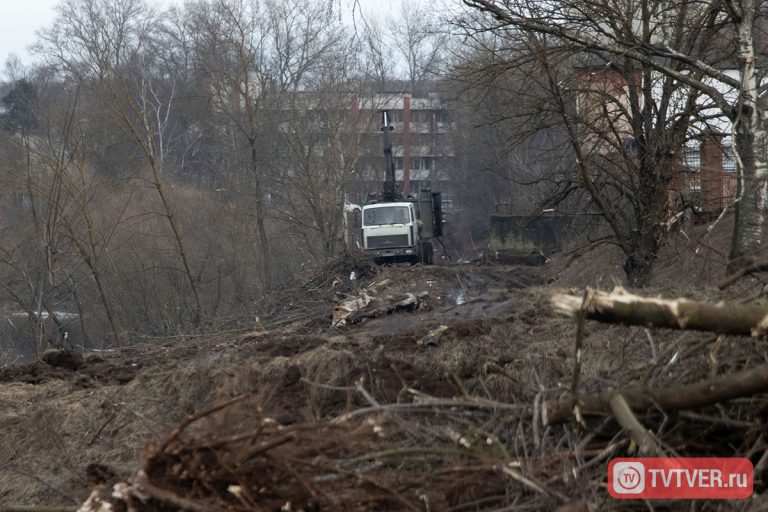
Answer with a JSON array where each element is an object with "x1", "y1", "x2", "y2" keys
[{"x1": 359, "y1": 110, "x2": 443, "y2": 264}]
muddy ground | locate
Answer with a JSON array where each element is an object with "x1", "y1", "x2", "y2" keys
[
  {"x1": 1, "y1": 221, "x2": 767, "y2": 510},
  {"x1": 0, "y1": 263, "x2": 563, "y2": 504}
]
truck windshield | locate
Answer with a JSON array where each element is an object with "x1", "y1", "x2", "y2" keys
[{"x1": 364, "y1": 206, "x2": 410, "y2": 225}]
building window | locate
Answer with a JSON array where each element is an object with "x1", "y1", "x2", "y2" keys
[
  {"x1": 723, "y1": 144, "x2": 736, "y2": 172},
  {"x1": 413, "y1": 133, "x2": 433, "y2": 146},
  {"x1": 688, "y1": 185, "x2": 702, "y2": 212},
  {"x1": 684, "y1": 145, "x2": 700, "y2": 170}
]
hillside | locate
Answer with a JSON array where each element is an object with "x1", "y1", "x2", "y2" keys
[{"x1": 1, "y1": 233, "x2": 767, "y2": 510}]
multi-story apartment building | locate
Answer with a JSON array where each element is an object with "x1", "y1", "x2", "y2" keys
[{"x1": 353, "y1": 82, "x2": 455, "y2": 200}]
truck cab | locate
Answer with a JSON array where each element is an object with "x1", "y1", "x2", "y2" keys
[
  {"x1": 360, "y1": 189, "x2": 440, "y2": 264},
  {"x1": 362, "y1": 202, "x2": 419, "y2": 262},
  {"x1": 355, "y1": 110, "x2": 441, "y2": 264}
]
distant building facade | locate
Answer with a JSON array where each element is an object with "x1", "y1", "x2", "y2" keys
[
  {"x1": 353, "y1": 82, "x2": 455, "y2": 199},
  {"x1": 680, "y1": 134, "x2": 738, "y2": 214},
  {"x1": 575, "y1": 64, "x2": 738, "y2": 217}
]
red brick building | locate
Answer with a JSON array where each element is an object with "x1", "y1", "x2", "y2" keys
[{"x1": 576, "y1": 65, "x2": 737, "y2": 217}]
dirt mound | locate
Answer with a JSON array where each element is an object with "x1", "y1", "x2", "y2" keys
[
  {"x1": 5, "y1": 252, "x2": 768, "y2": 510},
  {"x1": 0, "y1": 355, "x2": 140, "y2": 386},
  {"x1": 0, "y1": 262, "x2": 551, "y2": 507},
  {"x1": 253, "y1": 252, "x2": 380, "y2": 332},
  {"x1": 79, "y1": 280, "x2": 768, "y2": 511}
]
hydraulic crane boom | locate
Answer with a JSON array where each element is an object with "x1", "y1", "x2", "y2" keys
[{"x1": 381, "y1": 110, "x2": 397, "y2": 202}]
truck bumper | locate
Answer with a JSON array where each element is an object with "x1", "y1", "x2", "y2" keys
[{"x1": 365, "y1": 247, "x2": 416, "y2": 258}]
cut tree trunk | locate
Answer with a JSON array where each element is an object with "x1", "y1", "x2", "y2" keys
[
  {"x1": 552, "y1": 288, "x2": 768, "y2": 336},
  {"x1": 543, "y1": 362, "x2": 768, "y2": 425},
  {"x1": 623, "y1": 248, "x2": 656, "y2": 288}
]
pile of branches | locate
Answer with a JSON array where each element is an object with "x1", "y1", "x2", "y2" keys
[
  {"x1": 79, "y1": 286, "x2": 768, "y2": 511},
  {"x1": 252, "y1": 251, "x2": 379, "y2": 332},
  {"x1": 548, "y1": 288, "x2": 768, "y2": 473},
  {"x1": 80, "y1": 394, "x2": 567, "y2": 511}
]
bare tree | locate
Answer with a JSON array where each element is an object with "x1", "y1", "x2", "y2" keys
[
  {"x1": 391, "y1": 1, "x2": 447, "y2": 86},
  {"x1": 360, "y1": 20, "x2": 395, "y2": 86},
  {"x1": 180, "y1": 0, "x2": 340, "y2": 285},
  {"x1": 272, "y1": 42, "x2": 380, "y2": 258},
  {"x1": 0, "y1": 76, "x2": 91, "y2": 353},
  {"x1": 460, "y1": 0, "x2": 767, "y2": 280},
  {"x1": 59, "y1": 125, "x2": 128, "y2": 347},
  {"x1": 36, "y1": 0, "x2": 207, "y2": 327}
]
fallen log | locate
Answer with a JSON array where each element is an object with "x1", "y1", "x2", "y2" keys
[
  {"x1": 552, "y1": 288, "x2": 768, "y2": 336},
  {"x1": 542, "y1": 362, "x2": 768, "y2": 425}
]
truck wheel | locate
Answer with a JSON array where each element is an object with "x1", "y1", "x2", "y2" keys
[
  {"x1": 412, "y1": 244, "x2": 421, "y2": 265},
  {"x1": 421, "y1": 241, "x2": 433, "y2": 265}
]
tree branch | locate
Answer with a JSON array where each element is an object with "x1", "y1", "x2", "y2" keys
[
  {"x1": 608, "y1": 393, "x2": 663, "y2": 455},
  {"x1": 543, "y1": 362, "x2": 768, "y2": 425}
]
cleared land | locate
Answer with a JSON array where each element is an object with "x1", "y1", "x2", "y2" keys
[{"x1": 2, "y1": 226, "x2": 767, "y2": 510}]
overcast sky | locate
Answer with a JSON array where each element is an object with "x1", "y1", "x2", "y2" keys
[
  {"x1": 0, "y1": 1, "x2": 60, "y2": 64},
  {"x1": 0, "y1": 0, "x2": 441, "y2": 75}
]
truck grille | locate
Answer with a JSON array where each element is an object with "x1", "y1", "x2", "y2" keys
[{"x1": 367, "y1": 234, "x2": 409, "y2": 249}]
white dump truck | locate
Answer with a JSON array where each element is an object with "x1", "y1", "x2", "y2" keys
[
  {"x1": 358, "y1": 110, "x2": 443, "y2": 264},
  {"x1": 361, "y1": 191, "x2": 442, "y2": 264}
]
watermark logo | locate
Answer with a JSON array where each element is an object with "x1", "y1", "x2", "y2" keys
[
  {"x1": 612, "y1": 461, "x2": 645, "y2": 494},
  {"x1": 608, "y1": 458, "x2": 753, "y2": 499}
]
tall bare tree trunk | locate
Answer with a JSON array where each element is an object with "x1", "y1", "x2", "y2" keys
[
  {"x1": 250, "y1": 142, "x2": 272, "y2": 287},
  {"x1": 729, "y1": 128, "x2": 768, "y2": 271},
  {"x1": 67, "y1": 223, "x2": 126, "y2": 347},
  {"x1": 147, "y1": 154, "x2": 207, "y2": 327},
  {"x1": 728, "y1": 0, "x2": 767, "y2": 272}
]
